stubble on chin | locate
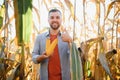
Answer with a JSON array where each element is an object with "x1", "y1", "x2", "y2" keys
[{"x1": 50, "y1": 25, "x2": 60, "y2": 30}]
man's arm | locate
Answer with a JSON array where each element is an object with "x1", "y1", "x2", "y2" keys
[
  {"x1": 32, "y1": 35, "x2": 48, "y2": 63},
  {"x1": 36, "y1": 52, "x2": 49, "y2": 63}
]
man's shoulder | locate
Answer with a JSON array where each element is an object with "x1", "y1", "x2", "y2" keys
[{"x1": 37, "y1": 31, "x2": 48, "y2": 37}]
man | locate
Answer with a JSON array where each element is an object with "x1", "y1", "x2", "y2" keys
[{"x1": 32, "y1": 8, "x2": 72, "y2": 80}]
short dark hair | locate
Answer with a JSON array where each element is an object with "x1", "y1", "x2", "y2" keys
[{"x1": 48, "y1": 8, "x2": 61, "y2": 16}]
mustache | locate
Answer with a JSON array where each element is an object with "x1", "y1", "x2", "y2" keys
[{"x1": 52, "y1": 22, "x2": 58, "y2": 24}]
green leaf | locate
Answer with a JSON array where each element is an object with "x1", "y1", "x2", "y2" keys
[
  {"x1": 0, "y1": 5, "x2": 5, "y2": 29},
  {"x1": 70, "y1": 42, "x2": 83, "y2": 80},
  {"x1": 14, "y1": 0, "x2": 32, "y2": 44},
  {"x1": 98, "y1": 53, "x2": 114, "y2": 80}
]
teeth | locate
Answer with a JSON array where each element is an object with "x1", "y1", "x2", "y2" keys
[
  {"x1": 53, "y1": 22, "x2": 57, "y2": 24},
  {"x1": 53, "y1": 23, "x2": 57, "y2": 25}
]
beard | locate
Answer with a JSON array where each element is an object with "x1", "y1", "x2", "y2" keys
[{"x1": 50, "y1": 22, "x2": 60, "y2": 30}]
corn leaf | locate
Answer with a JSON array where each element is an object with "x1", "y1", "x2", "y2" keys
[
  {"x1": 81, "y1": 37, "x2": 104, "y2": 54},
  {"x1": 7, "y1": 63, "x2": 21, "y2": 80},
  {"x1": 105, "y1": 0, "x2": 120, "y2": 20},
  {"x1": 14, "y1": 0, "x2": 32, "y2": 44},
  {"x1": 98, "y1": 53, "x2": 114, "y2": 80},
  {"x1": 0, "y1": 15, "x2": 14, "y2": 34},
  {"x1": 64, "y1": 0, "x2": 75, "y2": 19},
  {"x1": 70, "y1": 42, "x2": 83, "y2": 80}
]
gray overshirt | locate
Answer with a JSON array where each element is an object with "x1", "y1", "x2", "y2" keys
[{"x1": 32, "y1": 31, "x2": 70, "y2": 80}]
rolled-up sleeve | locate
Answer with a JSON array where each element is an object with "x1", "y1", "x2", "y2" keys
[{"x1": 32, "y1": 35, "x2": 40, "y2": 64}]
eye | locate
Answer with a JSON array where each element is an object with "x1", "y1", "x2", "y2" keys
[
  {"x1": 50, "y1": 16, "x2": 54, "y2": 19},
  {"x1": 56, "y1": 16, "x2": 60, "y2": 19}
]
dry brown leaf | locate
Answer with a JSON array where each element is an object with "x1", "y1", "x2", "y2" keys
[
  {"x1": 0, "y1": 15, "x2": 14, "y2": 34},
  {"x1": 32, "y1": 6, "x2": 40, "y2": 24},
  {"x1": 64, "y1": 0, "x2": 75, "y2": 19}
]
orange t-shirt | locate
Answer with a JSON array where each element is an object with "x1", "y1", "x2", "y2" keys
[{"x1": 48, "y1": 34, "x2": 62, "y2": 80}]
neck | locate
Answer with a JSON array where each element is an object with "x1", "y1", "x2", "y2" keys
[{"x1": 50, "y1": 28, "x2": 59, "y2": 35}]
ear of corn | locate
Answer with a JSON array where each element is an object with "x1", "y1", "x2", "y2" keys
[
  {"x1": 70, "y1": 42, "x2": 83, "y2": 80},
  {"x1": 46, "y1": 38, "x2": 50, "y2": 51},
  {"x1": 46, "y1": 38, "x2": 58, "y2": 56}
]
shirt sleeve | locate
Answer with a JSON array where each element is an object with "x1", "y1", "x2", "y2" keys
[{"x1": 32, "y1": 35, "x2": 40, "y2": 64}]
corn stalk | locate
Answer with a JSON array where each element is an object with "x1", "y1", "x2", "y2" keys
[{"x1": 13, "y1": 0, "x2": 32, "y2": 79}]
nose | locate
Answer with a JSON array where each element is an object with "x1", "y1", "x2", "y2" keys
[{"x1": 52, "y1": 17, "x2": 58, "y2": 21}]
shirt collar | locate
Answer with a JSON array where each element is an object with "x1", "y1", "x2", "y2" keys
[{"x1": 45, "y1": 29, "x2": 61, "y2": 37}]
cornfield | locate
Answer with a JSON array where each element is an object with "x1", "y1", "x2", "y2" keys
[{"x1": 0, "y1": 0, "x2": 120, "y2": 80}]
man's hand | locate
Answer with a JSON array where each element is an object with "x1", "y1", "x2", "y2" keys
[
  {"x1": 61, "y1": 29, "x2": 72, "y2": 43},
  {"x1": 36, "y1": 52, "x2": 49, "y2": 63}
]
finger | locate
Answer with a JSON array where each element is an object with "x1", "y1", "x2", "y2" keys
[
  {"x1": 63, "y1": 28, "x2": 67, "y2": 32},
  {"x1": 63, "y1": 28, "x2": 69, "y2": 34}
]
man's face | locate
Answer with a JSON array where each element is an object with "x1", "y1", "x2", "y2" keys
[{"x1": 48, "y1": 11, "x2": 62, "y2": 30}]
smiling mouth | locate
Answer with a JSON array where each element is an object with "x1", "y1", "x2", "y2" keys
[
  {"x1": 52, "y1": 22, "x2": 58, "y2": 26},
  {"x1": 52, "y1": 22, "x2": 58, "y2": 24}
]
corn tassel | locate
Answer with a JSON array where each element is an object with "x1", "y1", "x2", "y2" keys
[{"x1": 46, "y1": 38, "x2": 58, "y2": 56}]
